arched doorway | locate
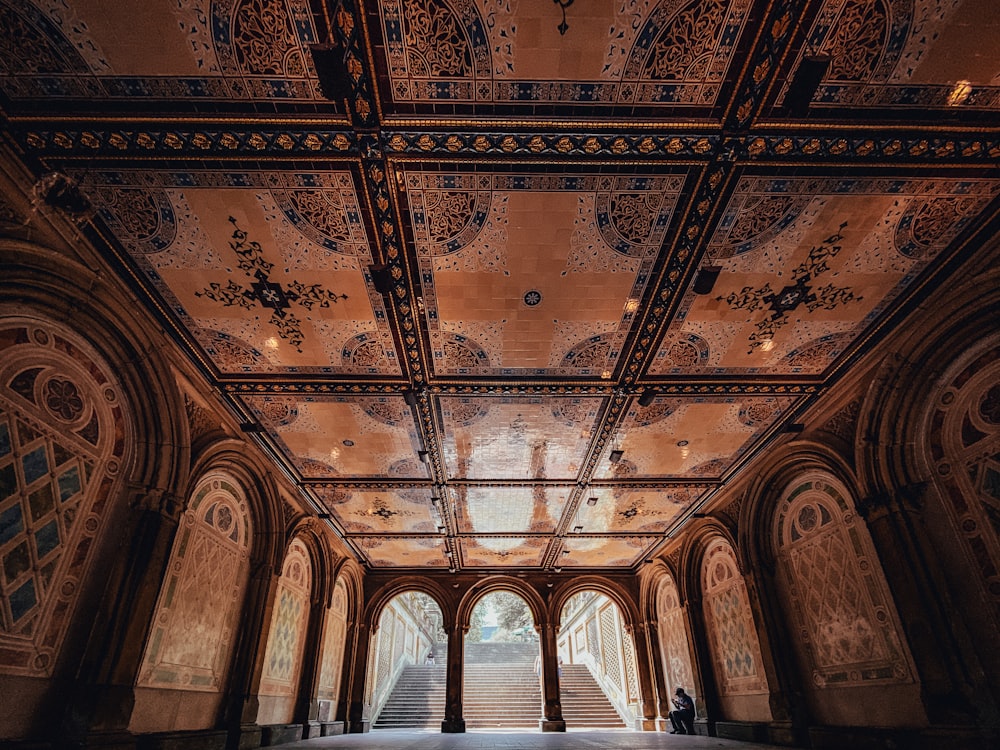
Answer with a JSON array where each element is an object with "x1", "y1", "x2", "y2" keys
[
  {"x1": 367, "y1": 591, "x2": 445, "y2": 730},
  {"x1": 463, "y1": 590, "x2": 540, "y2": 729},
  {"x1": 558, "y1": 591, "x2": 633, "y2": 728}
]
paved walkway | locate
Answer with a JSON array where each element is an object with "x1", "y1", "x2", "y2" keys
[{"x1": 275, "y1": 730, "x2": 781, "y2": 750}]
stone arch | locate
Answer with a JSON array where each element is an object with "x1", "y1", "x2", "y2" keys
[
  {"x1": 130, "y1": 470, "x2": 254, "y2": 732},
  {"x1": 690, "y1": 529, "x2": 771, "y2": 721},
  {"x1": 549, "y1": 576, "x2": 640, "y2": 632},
  {"x1": 364, "y1": 576, "x2": 454, "y2": 634},
  {"x1": 767, "y1": 468, "x2": 918, "y2": 726},
  {"x1": 255, "y1": 536, "x2": 313, "y2": 725},
  {"x1": 457, "y1": 576, "x2": 546, "y2": 631}
]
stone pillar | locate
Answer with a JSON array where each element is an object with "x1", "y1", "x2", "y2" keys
[
  {"x1": 346, "y1": 622, "x2": 373, "y2": 733},
  {"x1": 857, "y1": 485, "x2": 995, "y2": 725},
  {"x1": 441, "y1": 623, "x2": 467, "y2": 733},
  {"x1": 642, "y1": 619, "x2": 671, "y2": 731},
  {"x1": 537, "y1": 621, "x2": 566, "y2": 732},
  {"x1": 65, "y1": 488, "x2": 181, "y2": 739},
  {"x1": 629, "y1": 623, "x2": 659, "y2": 731},
  {"x1": 224, "y1": 558, "x2": 278, "y2": 750},
  {"x1": 297, "y1": 596, "x2": 328, "y2": 738}
]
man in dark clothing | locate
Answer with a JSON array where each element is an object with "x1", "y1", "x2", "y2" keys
[{"x1": 669, "y1": 686, "x2": 695, "y2": 735}]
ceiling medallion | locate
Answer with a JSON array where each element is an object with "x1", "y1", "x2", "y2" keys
[{"x1": 523, "y1": 290, "x2": 542, "y2": 307}]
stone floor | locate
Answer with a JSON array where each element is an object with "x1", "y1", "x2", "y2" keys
[{"x1": 274, "y1": 730, "x2": 781, "y2": 750}]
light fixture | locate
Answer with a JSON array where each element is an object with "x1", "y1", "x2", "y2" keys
[
  {"x1": 947, "y1": 80, "x2": 973, "y2": 107},
  {"x1": 637, "y1": 389, "x2": 656, "y2": 407},
  {"x1": 430, "y1": 495, "x2": 439, "y2": 504},
  {"x1": 573, "y1": 525, "x2": 583, "y2": 533},
  {"x1": 418, "y1": 450, "x2": 429, "y2": 463},
  {"x1": 784, "y1": 54, "x2": 831, "y2": 116},
  {"x1": 368, "y1": 263, "x2": 393, "y2": 295},
  {"x1": 586, "y1": 496, "x2": 598, "y2": 506},
  {"x1": 609, "y1": 449, "x2": 624, "y2": 463},
  {"x1": 309, "y1": 42, "x2": 351, "y2": 101},
  {"x1": 554, "y1": 567, "x2": 562, "y2": 573},
  {"x1": 692, "y1": 266, "x2": 722, "y2": 295},
  {"x1": 403, "y1": 389, "x2": 418, "y2": 407},
  {"x1": 438, "y1": 526, "x2": 446, "y2": 533}
]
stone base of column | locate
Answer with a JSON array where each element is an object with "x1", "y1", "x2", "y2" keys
[
  {"x1": 441, "y1": 718, "x2": 466, "y2": 733},
  {"x1": 347, "y1": 720, "x2": 371, "y2": 734},
  {"x1": 656, "y1": 718, "x2": 670, "y2": 732},
  {"x1": 539, "y1": 719, "x2": 566, "y2": 732},
  {"x1": 635, "y1": 718, "x2": 658, "y2": 731}
]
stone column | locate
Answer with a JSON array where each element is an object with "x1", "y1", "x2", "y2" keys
[
  {"x1": 345, "y1": 622, "x2": 373, "y2": 733},
  {"x1": 537, "y1": 621, "x2": 566, "y2": 732},
  {"x1": 642, "y1": 619, "x2": 671, "y2": 730},
  {"x1": 441, "y1": 623, "x2": 467, "y2": 733},
  {"x1": 857, "y1": 485, "x2": 995, "y2": 725},
  {"x1": 629, "y1": 623, "x2": 659, "y2": 731},
  {"x1": 296, "y1": 596, "x2": 328, "y2": 738},
  {"x1": 66, "y1": 488, "x2": 181, "y2": 739}
]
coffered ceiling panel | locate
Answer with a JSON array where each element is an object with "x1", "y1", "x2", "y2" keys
[
  {"x1": 375, "y1": 0, "x2": 752, "y2": 113},
  {"x1": 84, "y1": 169, "x2": 395, "y2": 376},
  {"x1": 593, "y1": 396, "x2": 799, "y2": 480},
  {"x1": 453, "y1": 486, "x2": 572, "y2": 536},
  {"x1": 440, "y1": 396, "x2": 603, "y2": 480},
  {"x1": 356, "y1": 536, "x2": 449, "y2": 568},
  {"x1": 0, "y1": 0, "x2": 329, "y2": 104},
  {"x1": 314, "y1": 486, "x2": 439, "y2": 534},
  {"x1": 459, "y1": 537, "x2": 549, "y2": 568},
  {"x1": 777, "y1": 0, "x2": 1000, "y2": 113},
  {"x1": 571, "y1": 487, "x2": 705, "y2": 535},
  {"x1": 560, "y1": 536, "x2": 658, "y2": 568},
  {"x1": 406, "y1": 171, "x2": 684, "y2": 378},
  {"x1": 651, "y1": 176, "x2": 1000, "y2": 376},
  {"x1": 243, "y1": 395, "x2": 425, "y2": 479}
]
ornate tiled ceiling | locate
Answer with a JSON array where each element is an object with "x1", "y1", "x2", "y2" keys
[{"x1": 2, "y1": 0, "x2": 998, "y2": 572}]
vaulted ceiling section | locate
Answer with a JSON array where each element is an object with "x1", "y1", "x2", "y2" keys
[{"x1": 2, "y1": 0, "x2": 998, "y2": 572}]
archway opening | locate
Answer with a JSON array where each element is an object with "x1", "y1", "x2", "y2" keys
[
  {"x1": 463, "y1": 590, "x2": 539, "y2": 729},
  {"x1": 367, "y1": 591, "x2": 445, "y2": 730},
  {"x1": 557, "y1": 591, "x2": 633, "y2": 729}
]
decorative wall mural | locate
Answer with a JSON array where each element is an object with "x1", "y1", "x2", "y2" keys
[
  {"x1": 774, "y1": 474, "x2": 913, "y2": 689},
  {"x1": 259, "y1": 538, "x2": 311, "y2": 705},
  {"x1": 656, "y1": 575, "x2": 696, "y2": 704},
  {"x1": 137, "y1": 474, "x2": 251, "y2": 694},
  {"x1": 928, "y1": 345, "x2": 1000, "y2": 630},
  {"x1": 317, "y1": 578, "x2": 348, "y2": 721},
  {"x1": 0, "y1": 321, "x2": 125, "y2": 677},
  {"x1": 701, "y1": 539, "x2": 768, "y2": 696}
]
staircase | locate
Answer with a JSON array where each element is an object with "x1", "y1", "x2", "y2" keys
[
  {"x1": 372, "y1": 664, "x2": 445, "y2": 729},
  {"x1": 463, "y1": 642, "x2": 540, "y2": 729},
  {"x1": 372, "y1": 642, "x2": 626, "y2": 730},
  {"x1": 559, "y1": 664, "x2": 626, "y2": 728}
]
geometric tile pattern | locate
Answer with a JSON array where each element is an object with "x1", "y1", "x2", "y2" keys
[
  {"x1": 138, "y1": 473, "x2": 252, "y2": 691},
  {"x1": 260, "y1": 538, "x2": 312, "y2": 698},
  {"x1": 775, "y1": 474, "x2": 912, "y2": 687},
  {"x1": 701, "y1": 539, "x2": 768, "y2": 696},
  {"x1": 656, "y1": 575, "x2": 696, "y2": 701},
  {"x1": 0, "y1": 321, "x2": 125, "y2": 677}
]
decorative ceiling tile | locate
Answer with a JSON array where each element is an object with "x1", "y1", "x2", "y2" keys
[
  {"x1": 454, "y1": 486, "x2": 571, "y2": 535},
  {"x1": 782, "y1": 0, "x2": 1000, "y2": 112},
  {"x1": 573, "y1": 487, "x2": 705, "y2": 534},
  {"x1": 459, "y1": 537, "x2": 548, "y2": 568},
  {"x1": 652, "y1": 176, "x2": 1000, "y2": 376},
  {"x1": 0, "y1": 0, "x2": 328, "y2": 102},
  {"x1": 377, "y1": 0, "x2": 751, "y2": 110},
  {"x1": 406, "y1": 170, "x2": 684, "y2": 377},
  {"x1": 82, "y1": 169, "x2": 397, "y2": 376},
  {"x1": 356, "y1": 536, "x2": 450, "y2": 568},
  {"x1": 594, "y1": 396, "x2": 799, "y2": 480},
  {"x1": 243, "y1": 395, "x2": 424, "y2": 479},
  {"x1": 314, "y1": 487, "x2": 439, "y2": 534},
  {"x1": 440, "y1": 396, "x2": 602, "y2": 480},
  {"x1": 559, "y1": 536, "x2": 658, "y2": 568}
]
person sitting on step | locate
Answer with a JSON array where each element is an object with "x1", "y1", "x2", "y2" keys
[{"x1": 669, "y1": 686, "x2": 695, "y2": 735}]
